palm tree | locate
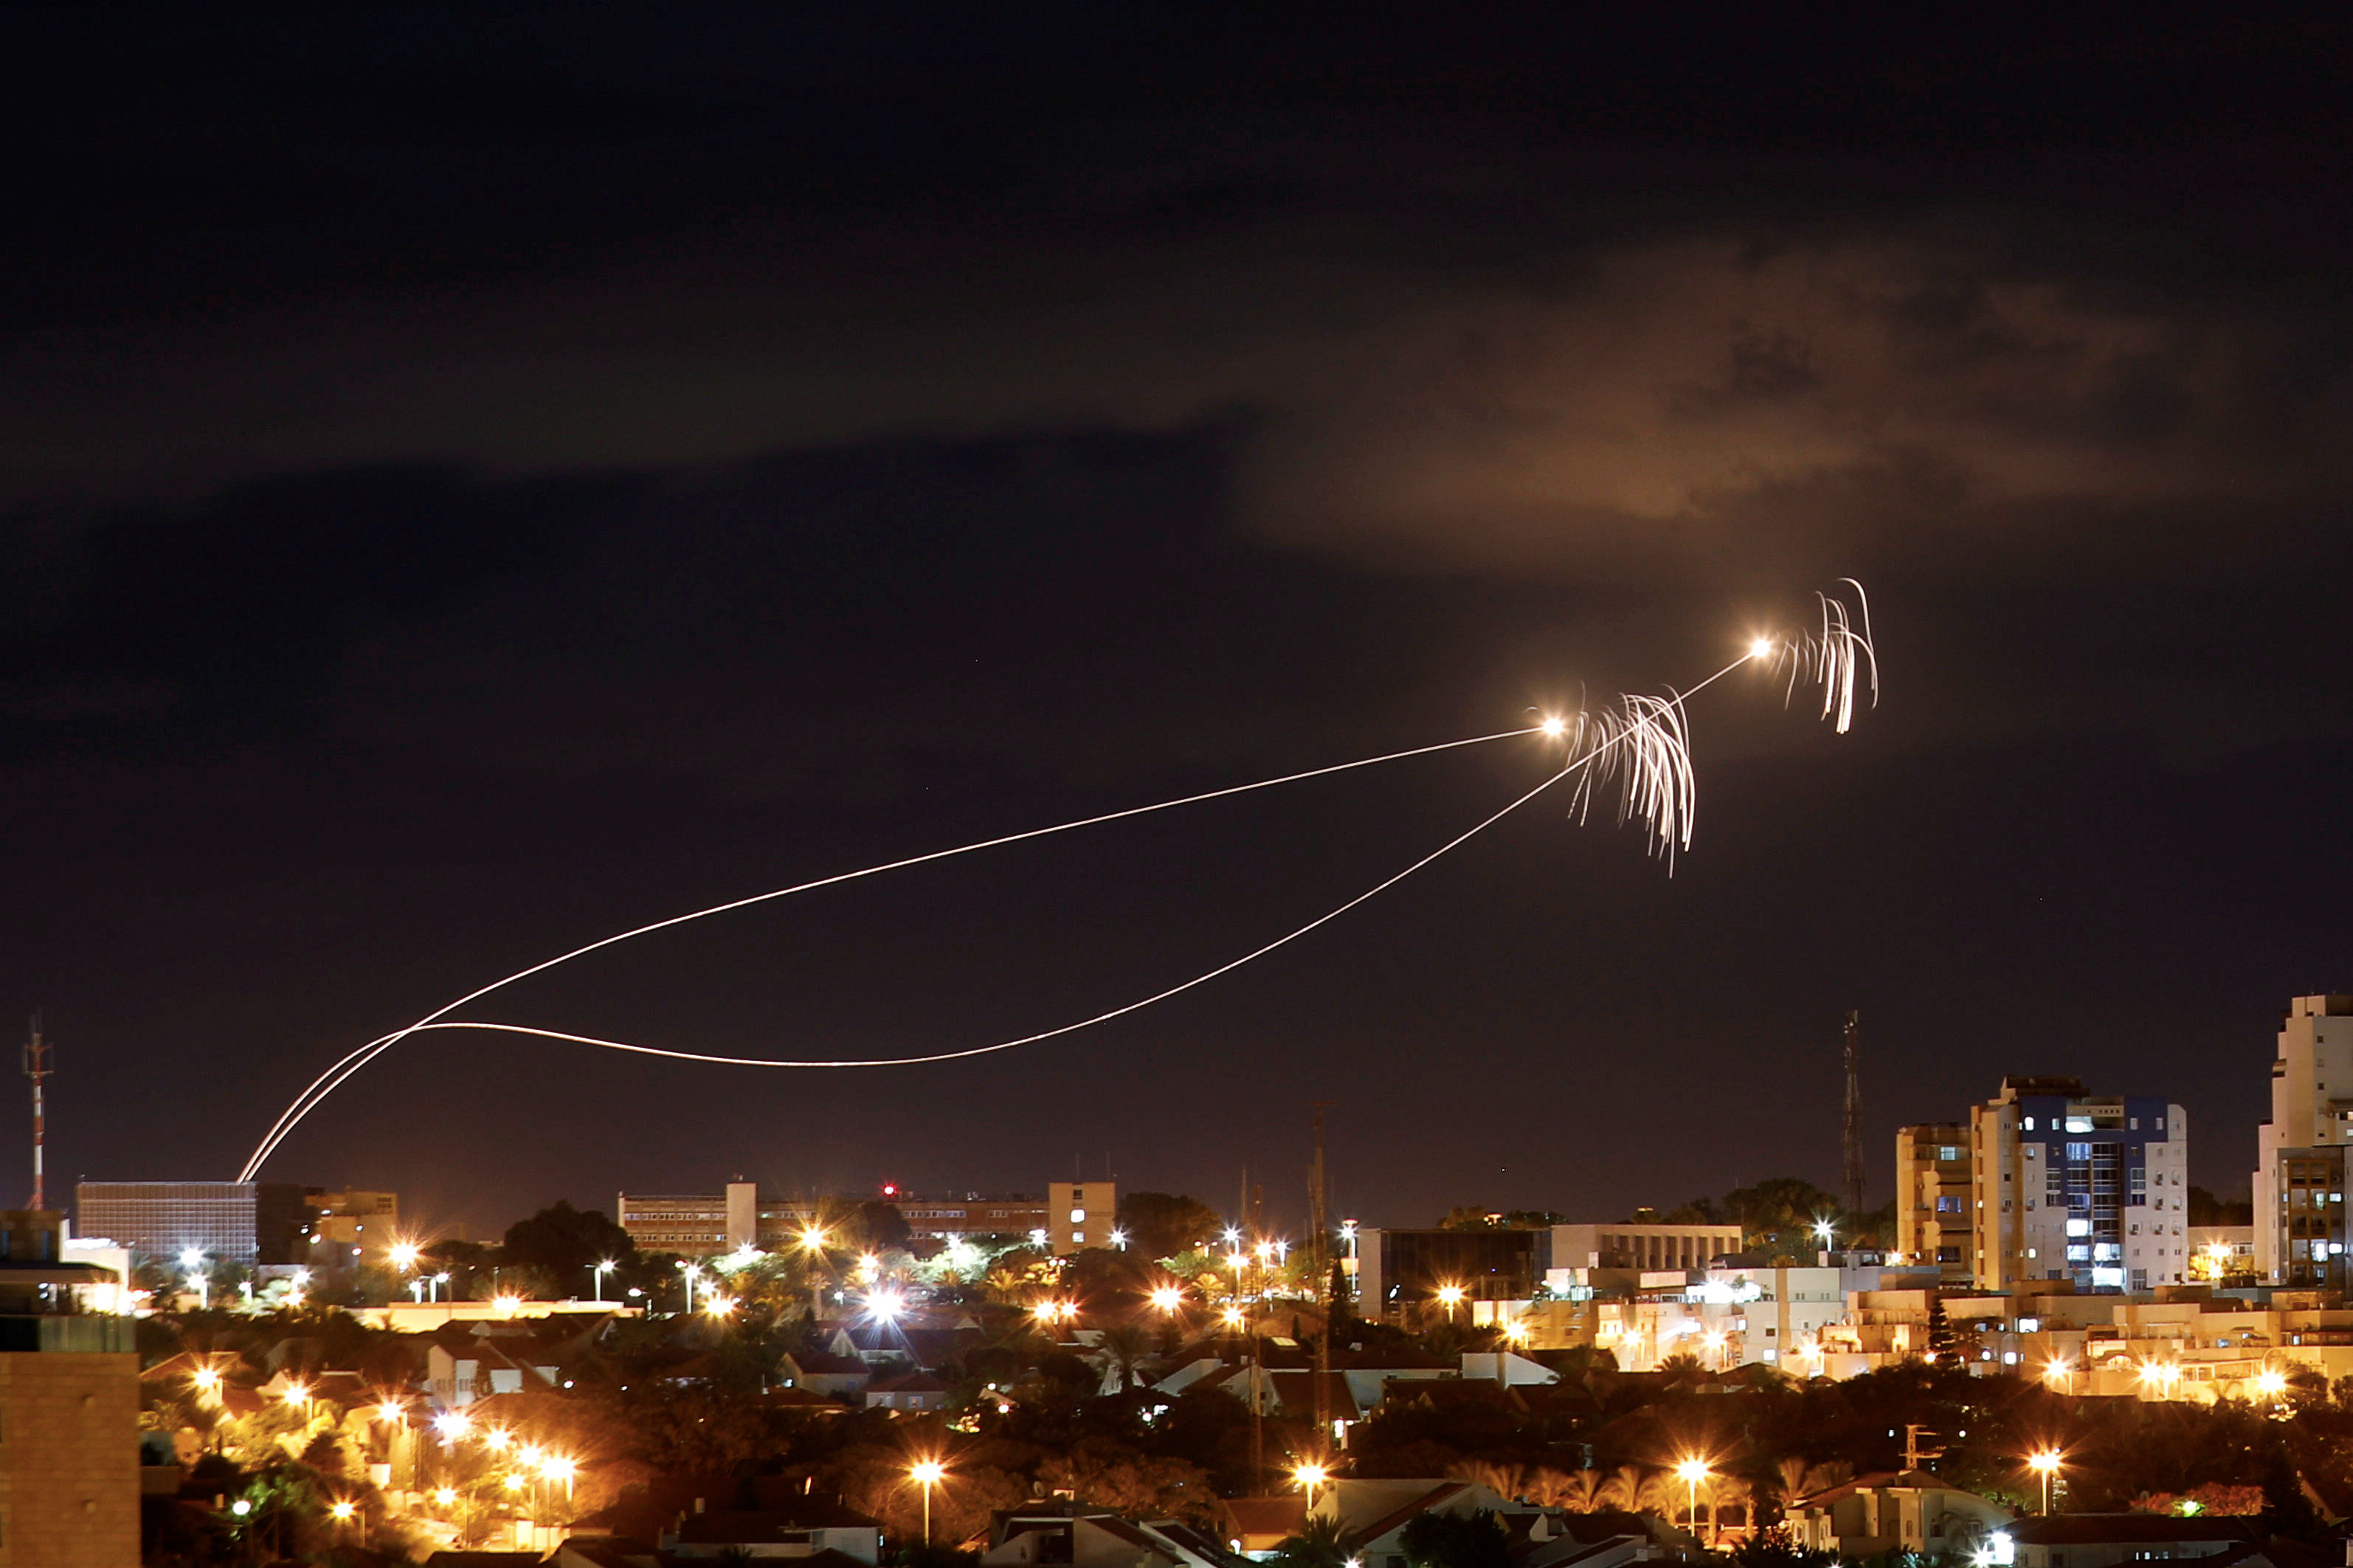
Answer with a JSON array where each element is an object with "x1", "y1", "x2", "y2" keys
[
  {"x1": 1776, "y1": 1457, "x2": 1851, "y2": 1507},
  {"x1": 1270, "y1": 1516, "x2": 1349, "y2": 1568},
  {"x1": 1597, "y1": 1465, "x2": 1648, "y2": 1513},
  {"x1": 1445, "y1": 1460, "x2": 1526, "y2": 1503},
  {"x1": 1093, "y1": 1322, "x2": 1154, "y2": 1392},
  {"x1": 1552, "y1": 1471, "x2": 1605, "y2": 1513}
]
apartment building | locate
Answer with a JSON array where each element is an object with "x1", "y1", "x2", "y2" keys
[
  {"x1": 1969, "y1": 1077, "x2": 2191, "y2": 1293},
  {"x1": 2252, "y1": 995, "x2": 2353, "y2": 1283},
  {"x1": 1895, "y1": 1124, "x2": 1974, "y2": 1285}
]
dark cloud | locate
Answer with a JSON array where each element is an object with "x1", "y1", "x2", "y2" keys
[{"x1": 2, "y1": 10, "x2": 2349, "y2": 1231}]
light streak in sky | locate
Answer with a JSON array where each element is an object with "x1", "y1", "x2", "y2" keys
[
  {"x1": 234, "y1": 722, "x2": 1541, "y2": 1180},
  {"x1": 236, "y1": 584, "x2": 1875, "y2": 1177},
  {"x1": 1769, "y1": 578, "x2": 1879, "y2": 733}
]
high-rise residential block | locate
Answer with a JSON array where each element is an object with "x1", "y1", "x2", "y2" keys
[
  {"x1": 1969, "y1": 1076, "x2": 2190, "y2": 1292},
  {"x1": 2252, "y1": 995, "x2": 2353, "y2": 1284}
]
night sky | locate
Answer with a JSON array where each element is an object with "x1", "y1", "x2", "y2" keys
[{"x1": 5, "y1": 10, "x2": 2350, "y2": 1241}]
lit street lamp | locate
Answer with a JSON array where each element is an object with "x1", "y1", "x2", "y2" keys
[
  {"x1": 1434, "y1": 1284, "x2": 1465, "y2": 1326},
  {"x1": 1293, "y1": 1462, "x2": 1329, "y2": 1510},
  {"x1": 678, "y1": 1260, "x2": 700, "y2": 1315},
  {"x1": 590, "y1": 1260, "x2": 615, "y2": 1304},
  {"x1": 2028, "y1": 1450, "x2": 2062, "y2": 1515},
  {"x1": 1676, "y1": 1457, "x2": 1710, "y2": 1544},
  {"x1": 911, "y1": 1460, "x2": 945, "y2": 1544}
]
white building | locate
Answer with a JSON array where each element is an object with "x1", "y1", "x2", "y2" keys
[
  {"x1": 2252, "y1": 995, "x2": 2353, "y2": 1283},
  {"x1": 1969, "y1": 1077, "x2": 2190, "y2": 1292}
]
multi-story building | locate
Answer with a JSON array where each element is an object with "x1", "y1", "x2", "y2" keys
[
  {"x1": 2267, "y1": 1150, "x2": 2346, "y2": 1291},
  {"x1": 618, "y1": 1181, "x2": 1118, "y2": 1258},
  {"x1": 618, "y1": 1184, "x2": 794, "y2": 1257},
  {"x1": 1969, "y1": 1077, "x2": 2191, "y2": 1293},
  {"x1": 75, "y1": 1181, "x2": 264, "y2": 1264},
  {"x1": 1896, "y1": 1124, "x2": 1975, "y2": 1285},
  {"x1": 299, "y1": 1187, "x2": 400, "y2": 1267},
  {"x1": 1046, "y1": 1182, "x2": 1118, "y2": 1253},
  {"x1": 2252, "y1": 995, "x2": 2353, "y2": 1283},
  {"x1": 1358, "y1": 1227, "x2": 1551, "y2": 1322},
  {"x1": 1549, "y1": 1221, "x2": 1745, "y2": 1274},
  {"x1": 1, "y1": 1209, "x2": 140, "y2": 1567}
]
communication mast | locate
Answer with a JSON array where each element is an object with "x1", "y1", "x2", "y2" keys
[
  {"x1": 24, "y1": 1014, "x2": 54, "y2": 1212},
  {"x1": 1842, "y1": 1009, "x2": 1865, "y2": 1223}
]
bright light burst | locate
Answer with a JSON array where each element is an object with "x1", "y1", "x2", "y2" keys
[{"x1": 238, "y1": 581, "x2": 1879, "y2": 1173}]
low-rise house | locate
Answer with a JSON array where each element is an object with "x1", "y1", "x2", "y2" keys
[
  {"x1": 661, "y1": 1501, "x2": 884, "y2": 1564},
  {"x1": 865, "y1": 1369, "x2": 950, "y2": 1412},
  {"x1": 779, "y1": 1350, "x2": 874, "y2": 1398},
  {"x1": 1788, "y1": 1471, "x2": 2010, "y2": 1560},
  {"x1": 1219, "y1": 1497, "x2": 1307, "y2": 1556},
  {"x1": 1512, "y1": 1510, "x2": 1687, "y2": 1568},
  {"x1": 1995, "y1": 1513, "x2": 2261, "y2": 1568},
  {"x1": 427, "y1": 1338, "x2": 559, "y2": 1406},
  {"x1": 981, "y1": 1502, "x2": 1238, "y2": 1568}
]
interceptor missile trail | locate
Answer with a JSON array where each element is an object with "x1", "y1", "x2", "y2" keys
[{"x1": 236, "y1": 583, "x2": 1876, "y2": 1178}]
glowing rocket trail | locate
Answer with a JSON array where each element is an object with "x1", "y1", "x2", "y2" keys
[
  {"x1": 362, "y1": 657, "x2": 1758, "y2": 1073},
  {"x1": 235, "y1": 722, "x2": 1546, "y2": 1180},
  {"x1": 237, "y1": 585, "x2": 1876, "y2": 1178}
]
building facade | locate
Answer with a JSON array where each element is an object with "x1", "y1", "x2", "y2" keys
[
  {"x1": 618, "y1": 1183, "x2": 800, "y2": 1257},
  {"x1": 0, "y1": 1321, "x2": 139, "y2": 1568},
  {"x1": 1358, "y1": 1227, "x2": 1561, "y2": 1320},
  {"x1": 1549, "y1": 1222, "x2": 1744, "y2": 1274},
  {"x1": 1896, "y1": 1124, "x2": 1975, "y2": 1285},
  {"x1": 75, "y1": 1181, "x2": 266, "y2": 1264},
  {"x1": 2267, "y1": 1148, "x2": 2346, "y2": 1291},
  {"x1": 299, "y1": 1188, "x2": 401, "y2": 1267},
  {"x1": 618, "y1": 1181, "x2": 1118, "y2": 1258},
  {"x1": 1969, "y1": 1077, "x2": 2190, "y2": 1292},
  {"x1": 2253, "y1": 995, "x2": 2353, "y2": 1282}
]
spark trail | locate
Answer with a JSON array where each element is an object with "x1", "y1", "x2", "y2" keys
[{"x1": 238, "y1": 585, "x2": 1876, "y2": 1178}]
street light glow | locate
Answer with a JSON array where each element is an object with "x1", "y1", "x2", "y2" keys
[
  {"x1": 1150, "y1": 1286, "x2": 1184, "y2": 1312},
  {"x1": 911, "y1": 1460, "x2": 945, "y2": 1485}
]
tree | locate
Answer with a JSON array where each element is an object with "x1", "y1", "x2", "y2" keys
[
  {"x1": 1926, "y1": 1296, "x2": 1956, "y2": 1363},
  {"x1": 1399, "y1": 1509, "x2": 1508, "y2": 1568},
  {"x1": 1093, "y1": 1323, "x2": 1154, "y2": 1391},
  {"x1": 849, "y1": 1201, "x2": 913, "y2": 1253},
  {"x1": 500, "y1": 1201, "x2": 638, "y2": 1288},
  {"x1": 1271, "y1": 1516, "x2": 1350, "y2": 1568},
  {"x1": 1117, "y1": 1193, "x2": 1223, "y2": 1260}
]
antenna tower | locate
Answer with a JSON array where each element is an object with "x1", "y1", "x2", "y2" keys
[
  {"x1": 1842, "y1": 1009, "x2": 1864, "y2": 1222},
  {"x1": 24, "y1": 1014, "x2": 54, "y2": 1212},
  {"x1": 1308, "y1": 1103, "x2": 1331, "y2": 1441}
]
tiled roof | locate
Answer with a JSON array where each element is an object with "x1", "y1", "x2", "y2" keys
[
  {"x1": 1221, "y1": 1496, "x2": 1310, "y2": 1540},
  {"x1": 1347, "y1": 1484, "x2": 1471, "y2": 1549}
]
